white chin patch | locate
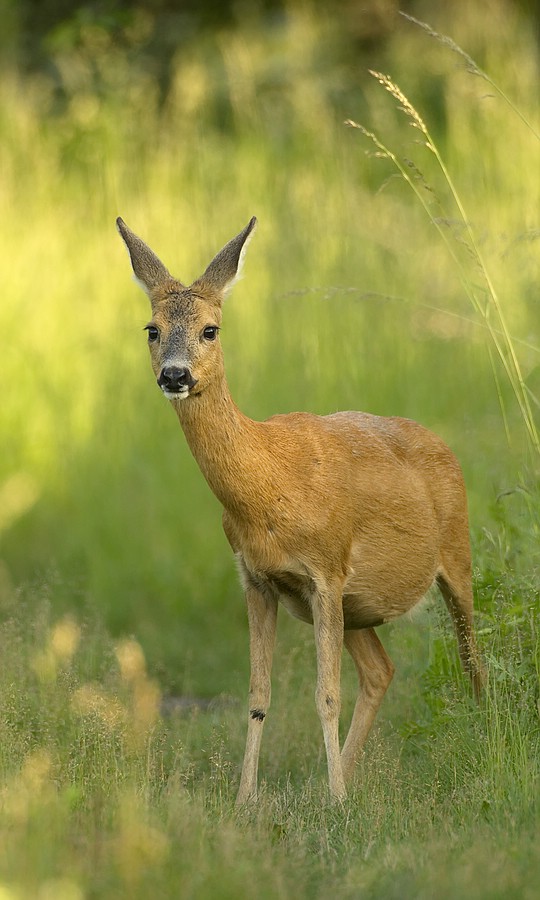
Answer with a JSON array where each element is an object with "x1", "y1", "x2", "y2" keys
[{"x1": 162, "y1": 388, "x2": 189, "y2": 401}]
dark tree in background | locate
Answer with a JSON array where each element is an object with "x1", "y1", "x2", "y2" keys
[
  {"x1": 5, "y1": 0, "x2": 537, "y2": 80},
  {"x1": 1, "y1": 0, "x2": 537, "y2": 148}
]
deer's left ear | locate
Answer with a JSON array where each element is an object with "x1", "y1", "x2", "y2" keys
[
  {"x1": 191, "y1": 217, "x2": 257, "y2": 303},
  {"x1": 116, "y1": 217, "x2": 173, "y2": 297}
]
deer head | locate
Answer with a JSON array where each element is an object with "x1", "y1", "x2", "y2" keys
[{"x1": 116, "y1": 216, "x2": 257, "y2": 400}]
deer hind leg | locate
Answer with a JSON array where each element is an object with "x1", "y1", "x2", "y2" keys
[
  {"x1": 436, "y1": 562, "x2": 485, "y2": 700},
  {"x1": 236, "y1": 585, "x2": 278, "y2": 806},
  {"x1": 341, "y1": 628, "x2": 395, "y2": 782}
]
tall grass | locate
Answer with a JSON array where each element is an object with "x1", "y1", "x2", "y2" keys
[
  {"x1": 0, "y1": 586, "x2": 538, "y2": 898},
  {"x1": 347, "y1": 13, "x2": 540, "y2": 456},
  {"x1": 1, "y1": 3, "x2": 540, "y2": 895}
]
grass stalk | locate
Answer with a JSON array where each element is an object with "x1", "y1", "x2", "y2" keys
[
  {"x1": 399, "y1": 11, "x2": 540, "y2": 142},
  {"x1": 347, "y1": 62, "x2": 540, "y2": 456}
]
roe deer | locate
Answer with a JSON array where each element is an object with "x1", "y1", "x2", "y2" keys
[{"x1": 117, "y1": 215, "x2": 484, "y2": 802}]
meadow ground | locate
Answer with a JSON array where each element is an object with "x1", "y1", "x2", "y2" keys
[{"x1": 1, "y1": 3, "x2": 539, "y2": 897}]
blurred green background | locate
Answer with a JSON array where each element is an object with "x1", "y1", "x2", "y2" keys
[{"x1": 1, "y1": 0, "x2": 539, "y2": 694}]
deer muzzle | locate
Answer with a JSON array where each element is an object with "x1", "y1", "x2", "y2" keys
[{"x1": 158, "y1": 365, "x2": 198, "y2": 398}]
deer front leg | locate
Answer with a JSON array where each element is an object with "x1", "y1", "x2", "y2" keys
[
  {"x1": 236, "y1": 585, "x2": 278, "y2": 806},
  {"x1": 311, "y1": 579, "x2": 346, "y2": 801}
]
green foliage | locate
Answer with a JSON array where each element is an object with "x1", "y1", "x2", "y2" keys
[
  {"x1": 1, "y1": 1, "x2": 538, "y2": 686},
  {"x1": 1, "y1": 3, "x2": 540, "y2": 894}
]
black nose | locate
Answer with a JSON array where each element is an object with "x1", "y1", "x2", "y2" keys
[{"x1": 158, "y1": 366, "x2": 197, "y2": 392}]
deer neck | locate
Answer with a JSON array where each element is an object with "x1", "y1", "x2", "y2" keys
[{"x1": 172, "y1": 374, "x2": 268, "y2": 514}]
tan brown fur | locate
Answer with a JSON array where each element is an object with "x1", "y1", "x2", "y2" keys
[{"x1": 117, "y1": 215, "x2": 485, "y2": 803}]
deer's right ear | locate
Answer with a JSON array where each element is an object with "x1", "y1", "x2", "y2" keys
[{"x1": 116, "y1": 218, "x2": 171, "y2": 297}]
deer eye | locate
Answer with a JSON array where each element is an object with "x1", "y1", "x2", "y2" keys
[
  {"x1": 202, "y1": 325, "x2": 219, "y2": 341},
  {"x1": 145, "y1": 325, "x2": 159, "y2": 343}
]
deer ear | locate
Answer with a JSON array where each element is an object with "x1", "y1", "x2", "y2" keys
[
  {"x1": 116, "y1": 218, "x2": 172, "y2": 297},
  {"x1": 192, "y1": 217, "x2": 257, "y2": 302}
]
